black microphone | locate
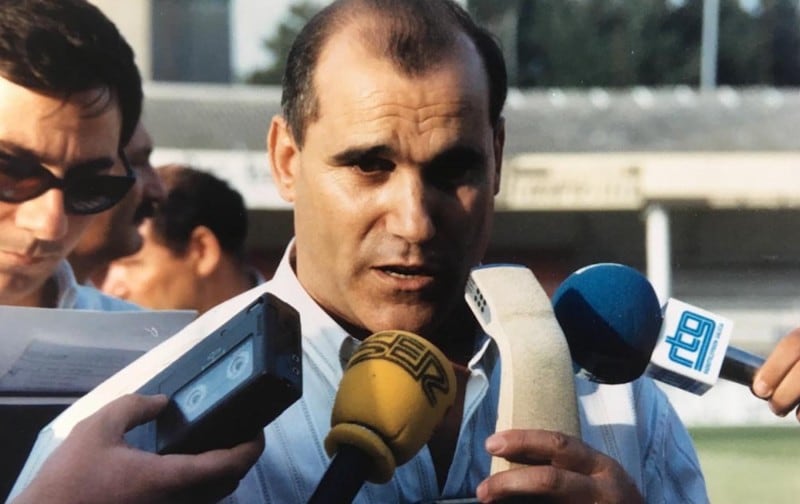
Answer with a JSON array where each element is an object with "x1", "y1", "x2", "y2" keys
[
  {"x1": 551, "y1": 263, "x2": 765, "y2": 394},
  {"x1": 307, "y1": 330, "x2": 456, "y2": 504}
]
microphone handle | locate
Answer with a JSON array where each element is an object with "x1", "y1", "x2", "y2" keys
[
  {"x1": 720, "y1": 346, "x2": 766, "y2": 387},
  {"x1": 307, "y1": 444, "x2": 371, "y2": 504}
]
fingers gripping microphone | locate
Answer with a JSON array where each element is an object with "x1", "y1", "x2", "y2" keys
[
  {"x1": 552, "y1": 263, "x2": 766, "y2": 394},
  {"x1": 308, "y1": 330, "x2": 456, "y2": 504},
  {"x1": 465, "y1": 264, "x2": 581, "y2": 475}
]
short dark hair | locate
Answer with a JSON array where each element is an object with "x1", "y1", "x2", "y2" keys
[
  {"x1": 152, "y1": 165, "x2": 248, "y2": 262},
  {"x1": 282, "y1": 0, "x2": 507, "y2": 147},
  {"x1": 0, "y1": 0, "x2": 142, "y2": 146}
]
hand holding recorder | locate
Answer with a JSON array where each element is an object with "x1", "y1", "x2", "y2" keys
[{"x1": 10, "y1": 394, "x2": 264, "y2": 504}]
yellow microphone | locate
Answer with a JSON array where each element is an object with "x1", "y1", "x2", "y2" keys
[{"x1": 308, "y1": 330, "x2": 456, "y2": 504}]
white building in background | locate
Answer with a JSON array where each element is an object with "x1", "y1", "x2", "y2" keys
[
  {"x1": 91, "y1": 0, "x2": 299, "y2": 81},
  {"x1": 91, "y1": 0, "x2": 232, "y2": 83}
]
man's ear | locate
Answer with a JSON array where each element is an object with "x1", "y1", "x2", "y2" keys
[
  {"x1": 493, "y1": 116, "x2": 505, "y2": 196},
  {"x1": 268, "y1": 115, "x2": 299, "y2": 203},
  {"x1": 187, "y1": 225, "x2": 222, "y2": 278}
]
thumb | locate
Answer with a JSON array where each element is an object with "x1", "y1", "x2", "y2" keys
[{"x1": 103, "y1": 393, "x2": 170, "y2": 433}]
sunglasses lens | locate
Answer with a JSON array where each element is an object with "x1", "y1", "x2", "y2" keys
[
  {"x1": 64, "y1": 175, "x2": 135, "y2": 214},
  {"x1": 0, "y1": 152, "x2": 135, "y2": 213},
  {"x1": 0, "y1": 157, "x2": 50, "y2": 203}
]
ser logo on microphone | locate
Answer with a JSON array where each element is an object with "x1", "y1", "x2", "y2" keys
[
  {"x1": 349, "y1": 331, "x2": 451, "y2": 406},
  {"x1": 666, "y1": 311, "x2": 716, "y2": 373}
]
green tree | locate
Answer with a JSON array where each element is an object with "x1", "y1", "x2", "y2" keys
[
  {"x1": 256, "y1": 0, "x2": 800, "y2": 88},
  {"x1": 760, "y1": 0, "x2": 800, "y2": 85},
  {"x1": 467, "y1": 0, "x2": 522, "y2": 85},
  {"x1": 246, "y1": 1, "x2": 322, "y2": 85},
  {"x1": 472, "y1": 0, "x2": 797, "y2": 88}
]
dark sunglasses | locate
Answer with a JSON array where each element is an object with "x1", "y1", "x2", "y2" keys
[{"x1": 0, "y1": 150, "x2": 136, "y2": 215}]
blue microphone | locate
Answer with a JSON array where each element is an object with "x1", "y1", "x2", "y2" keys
[
  {"x1": 551, "y1": 263, "x2": 663, "y2": 384},
  {"x1": 552, "y1": 263, "x2": 765, "y2": 394}
]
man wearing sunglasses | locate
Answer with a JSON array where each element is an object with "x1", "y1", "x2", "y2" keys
[
  {"x1": 1, "y1": 1, "x2": 263, "y2": 502},
  {"x1": 0, "y1": 0, "x2": 142, "y2": 310}
]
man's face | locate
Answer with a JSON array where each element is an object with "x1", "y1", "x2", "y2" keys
[
  {"x1": 0, "y1": 76, "x2": 122, "y2": 306},
  {"x1": 72, "y1": 122, "x2": 165, "y2": 263},
  {"x1": 269, "y1": 26, "x2": 504, "y2": 340},
  {"x1": 101, "y1": 220, "x2": 198, "y2": 310}
]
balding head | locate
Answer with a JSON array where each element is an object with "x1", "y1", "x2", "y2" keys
[{"x1": 280, "y1": 0, "x2": 507, "y2": 147}]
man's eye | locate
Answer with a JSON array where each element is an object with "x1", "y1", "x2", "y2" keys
[
  {"x1": 0, "y1": 153, "x2": 41, "y2": 179},
  {"x1": 354, "y1": 158, "x2": 394, "y2": 174},
  {"x1": 429, "y1": 163, "x2": 482, "y2": 188}
]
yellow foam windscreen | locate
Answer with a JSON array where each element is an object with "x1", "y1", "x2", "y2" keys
[{"x1": 324, "y1": 330, "x2": 456, "y2": 483}]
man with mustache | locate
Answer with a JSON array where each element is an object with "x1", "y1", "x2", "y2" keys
[
  {"x1": 224, "y1": 0, "x2": 708, "y2": 502},
  {"x1": 69, "y1": 121, "x2": 166, "y2": 287},
  {"x1": 2, "y1": 1, "x2": 262, "y2": 502}
]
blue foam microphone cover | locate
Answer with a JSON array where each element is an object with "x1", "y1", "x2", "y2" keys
[{"x1": 552, "y1": 263, "x2": 663, "y2": 384}]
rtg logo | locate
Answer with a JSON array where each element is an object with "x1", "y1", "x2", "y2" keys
[
  {"x1": 665, "y1": 310, "x2": 717, "y2": 373},
  {"x1": 648, "y1": 298, "x2": 733, "y2": 394}
]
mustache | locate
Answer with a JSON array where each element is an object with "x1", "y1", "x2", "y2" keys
[
  {"x1": 0, "y1": 238, "x2": 65, "y2": 257},
  {"x1": 372, "y1": 241, "x2": 448, "y2": 269}
]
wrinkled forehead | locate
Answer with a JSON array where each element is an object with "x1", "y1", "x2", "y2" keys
[{"x1": 0, "y1": 77, "x2": 122, "y2": 167}]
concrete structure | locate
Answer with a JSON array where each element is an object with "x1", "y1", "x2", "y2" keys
[
  {"x1": 90, "y1": 0, "x2": 153, "y2": 80},
  {"x1": 91, "y1": 0, "x2": 232, "y2": 83}
]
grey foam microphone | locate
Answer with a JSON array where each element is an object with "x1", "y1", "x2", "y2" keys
[{"x1": 465, "y1": 264, "x2": 581, "y2": 475}]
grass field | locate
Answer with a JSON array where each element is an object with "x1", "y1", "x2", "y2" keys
[{"x1": 690, "y1": 427, "x2": 800, "y2": 503}]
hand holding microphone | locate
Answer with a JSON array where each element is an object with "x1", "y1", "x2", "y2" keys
[
  {"x1": 752, "y1": 328, "x2": 800, "y2": 421},
  {"x1": 308, "y1": 330, "x2": 456, "y2": 504},
  {"x1": 464, "y1": 264, "x2": 581, "y2": 473},
  {"x1": 465, "y1": 264, "x2": 643, "y2": 504}
]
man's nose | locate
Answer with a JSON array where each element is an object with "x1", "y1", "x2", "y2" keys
[
  {"x1": 14, "y1": 190, "x2": 69, "y2": 241},
  {"x1": 384, "y1": 172, "x2": 435, "y2": 244}
]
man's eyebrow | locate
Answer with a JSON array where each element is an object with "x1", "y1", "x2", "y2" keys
[
  {"x1": 327, "y1": 144, "x2": 395, "y2": 165},
  {"x1": 0, "y1": 140, "x2": 39, "y2": 160},
  {"x1": 428, "y1": 145, "x2": 487, "y2": 166}
]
